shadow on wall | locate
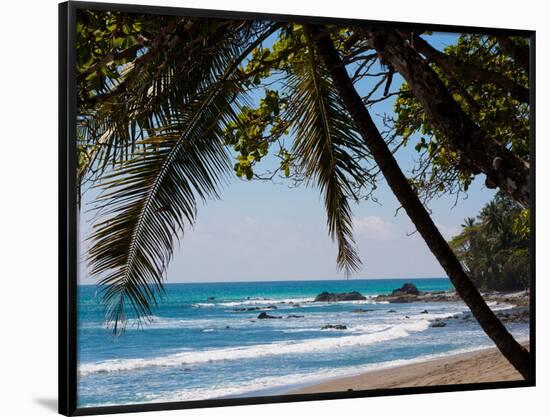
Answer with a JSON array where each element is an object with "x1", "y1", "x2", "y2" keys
[{"x1": 34, "y1": 398, "x2": 58, "y2": 413}]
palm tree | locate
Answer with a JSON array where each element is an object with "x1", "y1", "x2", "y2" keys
[
  {"x1": 450, "y1": 196, "x2": 529, "y2": 292},
  {"x1": 482, "y1": 200, "x2": 504, "y2": 234},
  {"x1": 79, "y1": 14, "x2": 530, "y2": 378},
  {"x1": 305, "y1": 24, "x2": 529, "y2": 378},
  {"x1": 461, "y1": 217, "x2": 476, "y2": 229}
]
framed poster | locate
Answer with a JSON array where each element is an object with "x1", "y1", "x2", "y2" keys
[{"x1": 59, "y1": 1, "x2": 535, "y2": 415}]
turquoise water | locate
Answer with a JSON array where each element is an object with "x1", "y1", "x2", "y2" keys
[{"x1": 77, "y1": 278, "x2": 528, "y2": 407}]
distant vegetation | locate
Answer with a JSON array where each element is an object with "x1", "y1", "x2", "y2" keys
[{"x1": 450, "y1": 194, "x2": 529, "y2": 291}]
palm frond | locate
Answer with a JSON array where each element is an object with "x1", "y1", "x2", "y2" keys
[
  {"x1": 285, "y1": 30, "x2": 365, "y2": 276},
  {"x1": 86, "y1": 24, "x2": 281, "y2": 333},
  {"x1": 78, "y1": 20, "x2": 274, "y2": 182},
  {"x1": 88, "y1": 81, "x2": 239, "y2": 333}
]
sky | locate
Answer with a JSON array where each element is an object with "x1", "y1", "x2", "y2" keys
[{"x1": 78, "y1": 31, "x2": 496, "y2": 284}]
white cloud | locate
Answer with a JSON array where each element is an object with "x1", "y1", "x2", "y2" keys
[{"x1": 354, "y1": 216, "x2": 398, "y2": 241}]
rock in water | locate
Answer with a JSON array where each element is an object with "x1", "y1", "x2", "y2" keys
[
  {"x1": 314, "y1": 291, "x2": 333, "y2": 302},
  {"x1": 314, "y1": 291, "x2": 366, "y2": 302},
  {"x1": 430, "y1": 321, "x2": 447, "y2": 328},
  {"x1": 257, "y1": 312, "x2": 281, "y2": 319},
  {"x1": 321, "y1": 324, "x2": 348, "y2": 330},
  {"x1": 391, "y1": 283, "x2": 420, "y2": 296}
]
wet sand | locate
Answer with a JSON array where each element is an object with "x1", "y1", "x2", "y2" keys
[{"x1": 289, "y1": 344, "x2": 527, "y2": 394}]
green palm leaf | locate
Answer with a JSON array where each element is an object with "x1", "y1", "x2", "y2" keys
[
  {"x1": 78, "y1": 20, "x2": 271, "y2": 181},
  {"x1": 86, "y1": 24, "x2": 281, "y2": 333},
  {"x1": 88, "y1": 82, "x2": 238, "y2": 333},
  {"x1": 285, "y1": 30, "x2": 365, "y2": 276}
]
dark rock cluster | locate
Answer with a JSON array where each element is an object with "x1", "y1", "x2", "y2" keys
[
  {"x1": 314, "y1": 291, "x2": 366, "y2": 302},
  {"x1": 321, "y1": 324, "x2": 348, "y2": 330},
  {"x1": 257, "y1": 311, "x2": 281, "y2": 319},
  {"x1": 392, "y1": 283, "x2": 420, "y2": 296},
  {"x1": 234, "y1": 305, "x2": 277, "y2": 312}
]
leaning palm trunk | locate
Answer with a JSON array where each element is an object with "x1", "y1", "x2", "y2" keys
[{"x1": 307, "y1": 25, "x2": 530, "y2": 379}]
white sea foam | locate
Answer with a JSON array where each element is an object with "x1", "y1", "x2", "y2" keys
[
  {"x1": 280, "y1": 327, "x2": 323, "y2": 334},
  {"x1": 192, "y1": 296, "x2": 386, "y2": 309},
  {"x1": 192, "y1": 297, "x2": 314, "y2": 308},
  {"x1": 78, "y1": 318, "x2": 432, "y2": 376},
  {"x1": 131, "y1": 340, "x2": 530, "y2": 404},
  {"x1": 124, "y1": 316, "x2": 213, "y2": 329},
  {"x1": 81, "y1": 316, "x2": 225, "y2": 330},
  {"x1": 487, "y1": 301, "x2": 517, "y2": 311},
  {"x1": 78, "y1": 302, "x2": 516, "y2": 332},
  {"x1": 79, "y1": 315, "x2": 175, "y2": 330}
]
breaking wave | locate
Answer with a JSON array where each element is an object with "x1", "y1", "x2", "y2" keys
[{"x1": 78, "y1": 318, "x2": 432, "y2": 376}]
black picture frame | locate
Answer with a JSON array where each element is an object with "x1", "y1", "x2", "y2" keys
[{"x1": 59, "y1": 2, "x2": 536, "y2": 415}]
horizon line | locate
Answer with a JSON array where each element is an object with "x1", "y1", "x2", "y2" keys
[{"x1": 77, "y1": 276, "x2": 449, "y2": 286}]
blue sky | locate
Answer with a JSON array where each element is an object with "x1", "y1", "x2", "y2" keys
[{"x1": 78, "y1": 31, "x2": 495, "y2": 283}]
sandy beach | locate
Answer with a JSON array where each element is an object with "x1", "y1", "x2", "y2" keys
[{"x1": 290, "y1": 344, "x2": 528, "y2": 394}]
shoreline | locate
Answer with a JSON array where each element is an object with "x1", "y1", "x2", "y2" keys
[
  {"x1": 287, "y1": 343, "x2": 528, "y2": 395},
  {"x1": 77, "y1": 283, "x2": 529, "y2": 406},
  {"x1": 81, "y1": 342, "x2": 529, "y2": 406}
]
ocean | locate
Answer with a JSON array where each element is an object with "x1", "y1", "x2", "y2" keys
[{"x1": 76, "y1": 278, "x2": 528, "y2": 407}]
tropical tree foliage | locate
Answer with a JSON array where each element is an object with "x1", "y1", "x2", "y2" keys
[
  {"x1": 450, "y1": 194, "x2": 529, "y2": 291},
  {"x1": 393, "y1": 34, "x2": 529, "y2": 201}
]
